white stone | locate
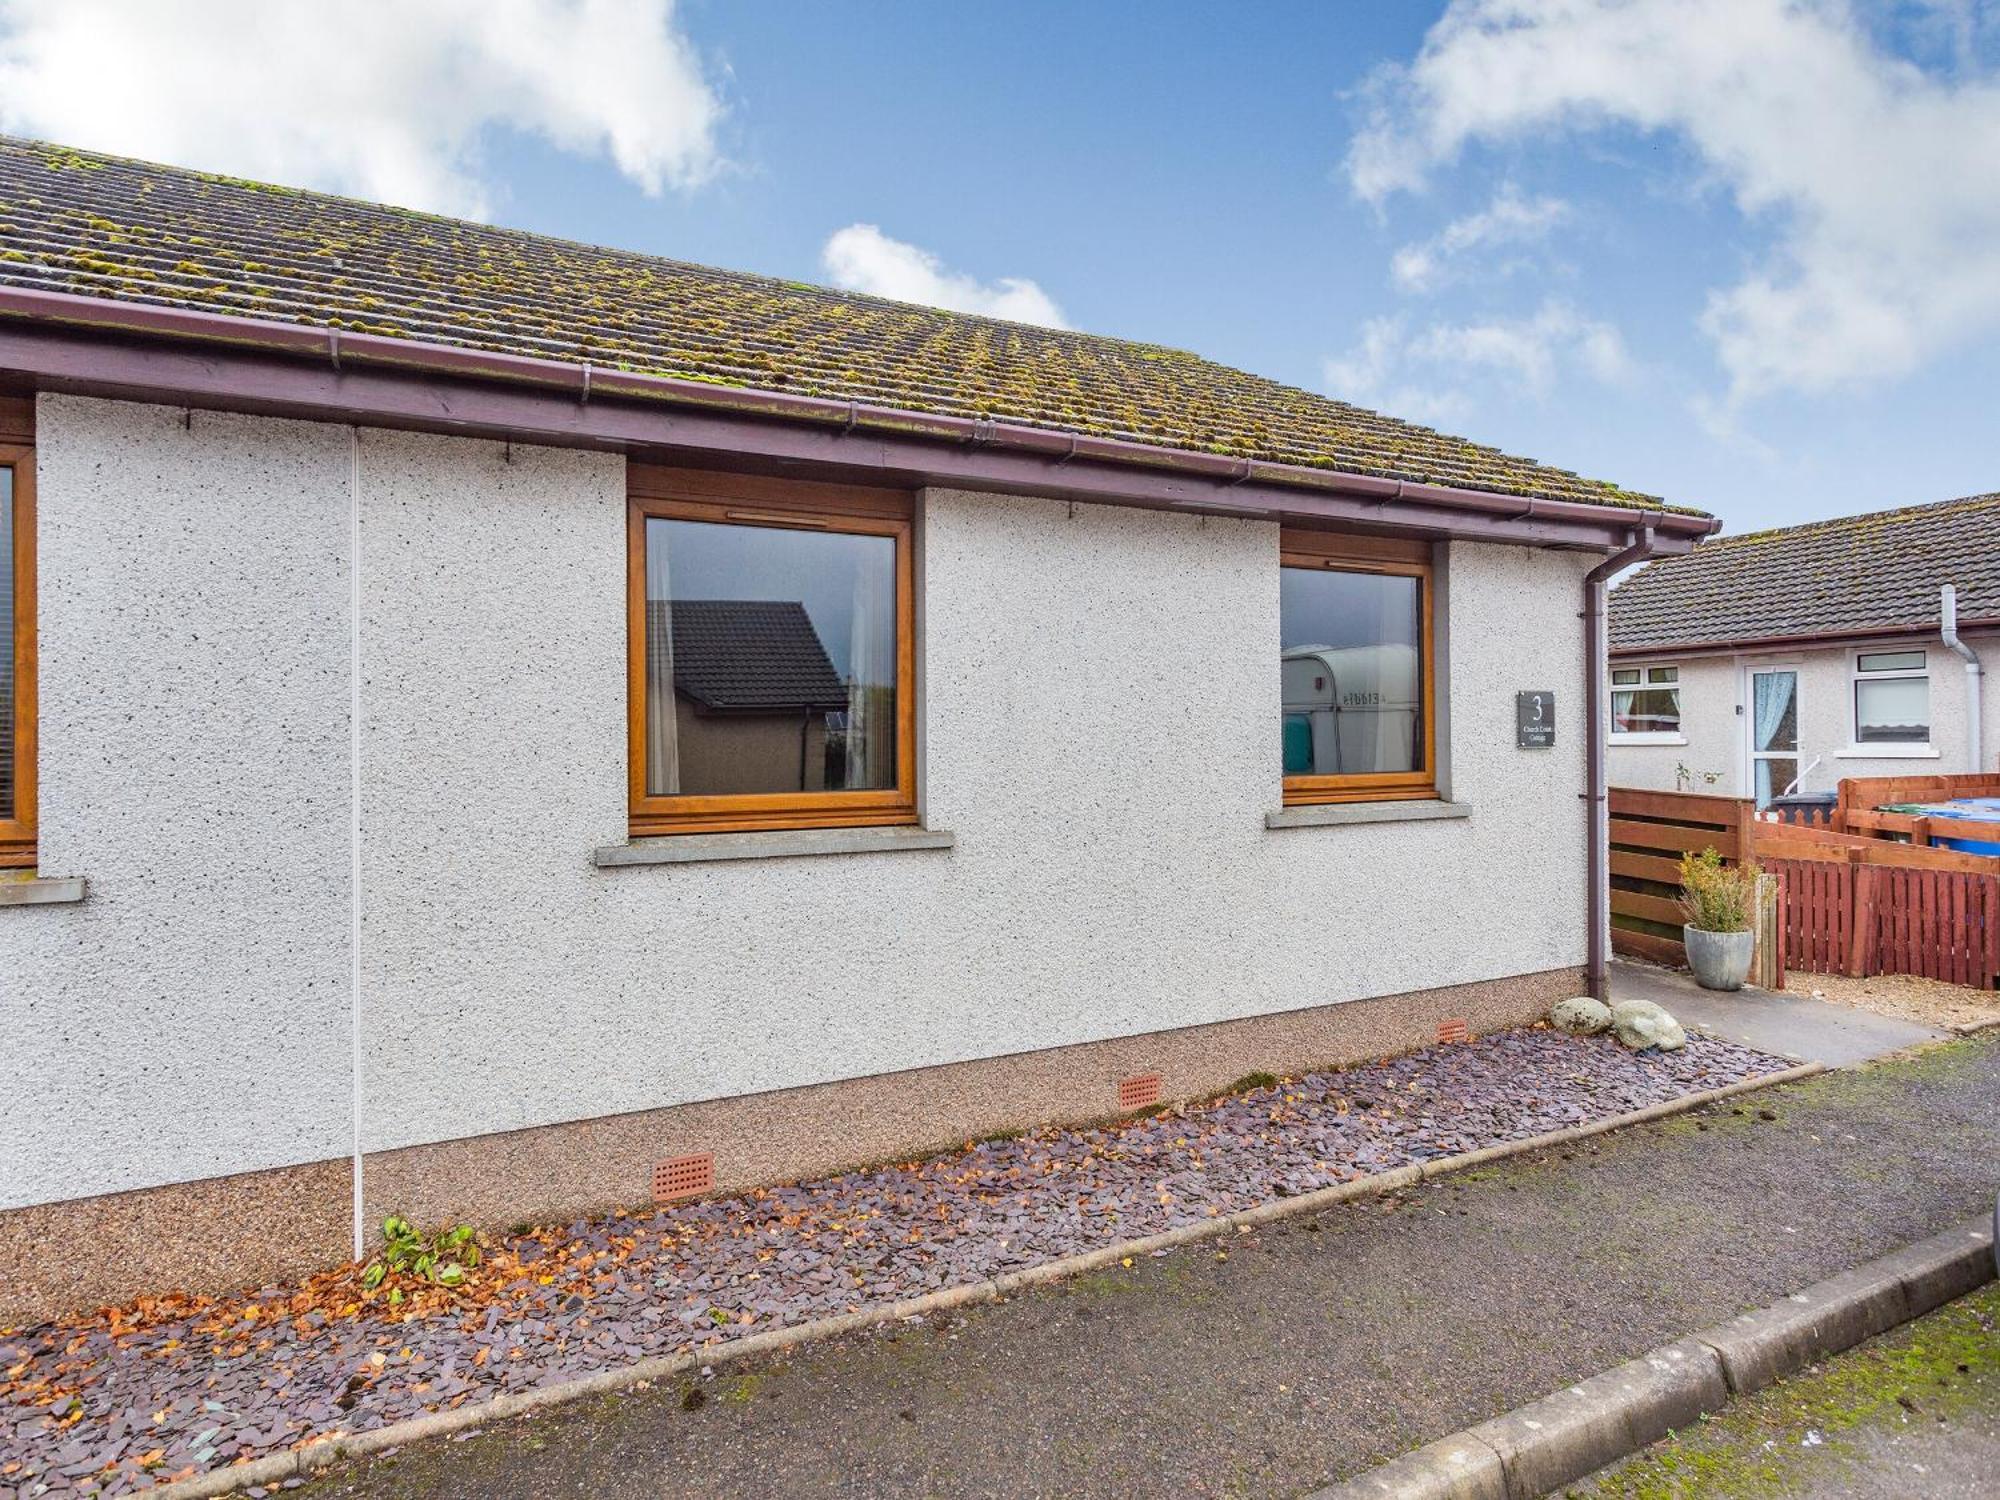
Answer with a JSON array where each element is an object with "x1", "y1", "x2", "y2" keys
[
  {"x1": 1611, "y1": 998, "x2": 1688, "y2": 1051},
  {"x1": 1550, "y1": 995, "x2": 1614, "y2": 1035}
]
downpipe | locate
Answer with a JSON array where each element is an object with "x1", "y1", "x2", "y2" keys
[
  {"x1": 1942, "y1": 584, "x2": 1985, "y2": 773},
  {"x1": 1583, "y1": 522, "x2": 1658, "y2": 1000}
]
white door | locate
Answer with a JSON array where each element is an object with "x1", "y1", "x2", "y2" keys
[{"x1": 1747, "y1": 667, "x2": 1800, "y2": 807}]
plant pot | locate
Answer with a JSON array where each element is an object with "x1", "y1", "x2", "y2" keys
[{"x1": 1684, "y1": 925, "x2": 1755, "y2": 991}]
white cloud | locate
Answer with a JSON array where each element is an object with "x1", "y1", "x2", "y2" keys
[
  {"x1": 0, "y1": 0, "x2": 725, "y2": 217},
  {"x1": 821, "y1": 224, "x2": 1069, "y2": 328},
  {"x1": 1325, "y1": 298, "x2": 1631, "y2": 419},
  {"x1": 1389, "y1": 184, "x2": 1570, "y2": 292},
  {"x1": 1345, "y1": 0, "x2": 2000, "y2": 404},
  {"x1": 1323, "y1": 316, "x2": 1469, "y2": 427}
]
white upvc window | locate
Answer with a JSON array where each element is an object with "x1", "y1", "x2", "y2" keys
[
  {"x1": 1610, "y1": 663, "x2": 1682, "y2": 742},
  {"x1": 1851, "y1": 649, "x2": 1930, "y2": 746}
]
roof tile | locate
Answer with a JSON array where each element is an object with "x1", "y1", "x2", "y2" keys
[
  {"x1": 1610, "y1": 492, "x2": 2000, "y2": 651},
  {"x1": 0, "y1": 137, "x2": 1684, "y2": 514}
]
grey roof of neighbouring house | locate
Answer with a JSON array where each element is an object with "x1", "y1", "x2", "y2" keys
[
  {"x1": 1609, "y1": 492, "x2": 2000, "y2": 653},
  {"x1": 656, "y1": 600, "x2": 848, "y2": 712}
]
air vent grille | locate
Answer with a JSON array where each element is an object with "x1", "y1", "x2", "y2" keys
[
  {"x1": 653, "y1": 1152, "x2": 715, "y2": 1203},
  {"x1": 1117, "y1": 1073, "x2": 1163, "y2": 1110}
]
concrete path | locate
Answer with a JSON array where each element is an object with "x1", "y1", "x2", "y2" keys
[
  {"x1": 302, "y1": 1033, "x2": 2000, "y2": 1500},
  {"x1": 1613, "y1": 959, "x2": 1946, "y2": 1068},
  {"x1": 1577, "y1": 1281, "x2": 2000, "y2": 1499}
]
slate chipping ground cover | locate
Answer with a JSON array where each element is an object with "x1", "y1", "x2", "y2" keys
[{"x1": 0, "y1": 1027, "x2": 1790, "y2": 1497}]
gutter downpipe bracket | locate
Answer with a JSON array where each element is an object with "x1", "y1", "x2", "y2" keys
[{"x1": 1584, "y1": 521, "x2": 1659, "y2": 1000}]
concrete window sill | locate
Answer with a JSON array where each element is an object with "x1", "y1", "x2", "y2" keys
[
  {"x1": 594, "y1": 826, "x2": 957, "y2": 868},
  {"x1": 1610, "y1": 732, "x2": 1688, "y2": 747},
  {"x1": 1265, "y1": 800, "x2": 1472, "y2": 831},
  {"x1": 0, "y1": 875, "x2": 87, "y2": 907},
  {"x1": 1832, "y1": 744, "x2": 1939, "y2": 760}
]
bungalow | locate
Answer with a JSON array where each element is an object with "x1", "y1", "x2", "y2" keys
[
  {"x1": 1608, "y1": 494, "x2": 1998, "y2": 806},
  {"x1": 0, "y1": 137, "x2": 1714, "y2": 1322}
]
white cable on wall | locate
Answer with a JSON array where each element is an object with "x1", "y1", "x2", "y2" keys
[{"x1": 348, "y1": 427, "x2": 365, "y2": 1260}]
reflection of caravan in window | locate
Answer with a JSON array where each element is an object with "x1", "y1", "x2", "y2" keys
[{"x1": 1281, "y1": 643, "x2": 1420, "y2": 776}]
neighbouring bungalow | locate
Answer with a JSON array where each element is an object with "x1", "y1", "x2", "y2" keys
[
  {"x1": 1608, "y1": 494, "x2": 1998, "y2": 807},
  {"x1": 0, "y1": 137, "x2": 1714, "y2": 1322}
]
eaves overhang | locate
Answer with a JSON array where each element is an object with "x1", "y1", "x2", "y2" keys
[
  {"x1": 1610, "y1": 617, "x2": 2000, "y2": 659},
  {"x1": 0, "y1": 285, "x2": 1716, "y2": 554}
]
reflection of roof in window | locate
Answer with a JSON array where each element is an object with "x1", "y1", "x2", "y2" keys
[{"x1": 655, "y1": 599, "x2": 848, "y2": 711}]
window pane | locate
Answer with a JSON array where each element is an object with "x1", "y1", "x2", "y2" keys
[
  {"x1": 1755, "y1": 757, "x2": 1799, "y2": 808},
  {"x1": 1280, "y1": 567, "x2": 1423, "y2": 776},
  {"x1": 1857, "y1": 650, "x2": 1925, "y2": 673},
  {"x1": 1855, "y1": 676, "x2": 1929, "y2": 743},
  {"x1": 644, "y1": 517, "x2": 897, "y2": 797},
  {"x1": 1612, "y1": 686, "x2": 1680, "y2": 733},
  {"x1": 0, "y1": 467, "x2": 12, "y2": 821},
  {"x1": 1752, "y1": 671, "x2": 1797, "y2": 753},
  {"x1": 1611, "y1": 668, "x2": 1640, "y2": 685},
  {"x1": 1646, "y1": 665, "x2": 1678, "y2": 683}
]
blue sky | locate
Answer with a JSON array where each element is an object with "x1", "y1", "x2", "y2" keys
[{"x1": 4, "y1": 0, "x2": 1998, "y2": 534}]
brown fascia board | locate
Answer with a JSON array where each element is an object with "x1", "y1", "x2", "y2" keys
[
  {"x1": 1610, "y1": 617, "x2": 2000, "y2": 658},
  {"x1": 0, "y1": 285, "x2": 1714, "y2": 553}
]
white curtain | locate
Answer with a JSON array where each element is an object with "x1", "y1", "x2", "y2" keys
[
  {"x1": 846, "y1": 554, "x2": 890, "y2": 789},
  {"x1": 644, "y1": 525, "x2": 681, "y2": 796},
  {"x1": 1753, "y1": 671, "x2": 1795, "y2": 752}
]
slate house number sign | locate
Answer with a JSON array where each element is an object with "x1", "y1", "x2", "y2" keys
[{"x1": 1516, "y1": 690, "x2": 1556, "y2": 748}]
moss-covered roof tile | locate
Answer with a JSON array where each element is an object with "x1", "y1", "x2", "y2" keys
[{"x1": 0, "y1": 136, "x2": 1688, "y2": 514}]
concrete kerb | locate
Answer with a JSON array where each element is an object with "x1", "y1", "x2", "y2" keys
[
  {"x1": 1311, "y1": 1215, "x2": 1997, "y2": 1500},
  {"x1": 143, "y1": 1061, "x2": 1825, "y2": 1500},
  {"x1": 1463, "y1": 1338, "x2": 1726, "y2": 1500}
]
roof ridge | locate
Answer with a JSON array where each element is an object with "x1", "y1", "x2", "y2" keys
[{"x1": 1697, "y1": 490, "x2": 2000, "y2": 551}]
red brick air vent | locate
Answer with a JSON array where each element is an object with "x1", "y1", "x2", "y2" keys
[
  {"x1": 1117, "y1": 1073, "x2": 1164, "y2": 1111},
  {"x1": 653, "y1": 1152, "x2": 715, "y2": 1203},
  {"x1": 1436, "y1": 1018, "x2": 1471, "y2": 1045}
]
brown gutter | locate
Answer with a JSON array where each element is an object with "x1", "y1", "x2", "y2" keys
[
  {"x1": 0, "y1": 285, "x2": 1716, "y2": 551},
  {"x1": 1612, "y1": 617, "x2": 2000, "y2": 659}
]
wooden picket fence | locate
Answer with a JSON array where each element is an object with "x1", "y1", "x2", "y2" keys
[{"x1": 1609, "y1": 787, "x2": 2000, "y2": 988}]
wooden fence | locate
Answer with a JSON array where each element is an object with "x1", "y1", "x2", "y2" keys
[
  {"x1": 1607, "y1": 789, "x2": 1753, "y2": 971},
  {"x1": 1835, "y1": 772, "x2": 2000, "y2": 852},
  {"x1": 1609, "y1": 787, "x2": 2000, "y2": 988}
]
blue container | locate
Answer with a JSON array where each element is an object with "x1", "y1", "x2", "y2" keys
[{"x1": 1905, "y1": 799, "x2": 2000, "y2": 857}]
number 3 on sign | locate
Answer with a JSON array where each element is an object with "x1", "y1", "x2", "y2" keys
[{"x1": 1516, "y1": 691, "x2": 1556, "y2": 748}]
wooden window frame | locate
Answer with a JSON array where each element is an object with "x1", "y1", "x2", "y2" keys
[
  {"x1": 626, "y1": 465, "x2": 918, "y2": 837},
  {"x1": 1279, "y1": 531, "x2": 1437, "y2": 806},
  {"x1": 0, "y1": 438, "x2": 35, "y2": 867}
]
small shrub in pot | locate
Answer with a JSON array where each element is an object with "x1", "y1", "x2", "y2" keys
[{"x1": 1678, "y1": 846, "x2": 1760, "y2": 991}]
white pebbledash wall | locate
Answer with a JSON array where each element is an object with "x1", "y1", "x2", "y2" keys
[
  {"x1": 1609, "y1": 640, "x2": 1998, "y2": 798},
  {"x1": 2, "y1": 394, "x2": 1591, "y2": 1215}
]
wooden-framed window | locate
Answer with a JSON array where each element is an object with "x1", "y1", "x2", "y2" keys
[
  {"x1": 1279, "y1": 531, "x2": 1436, "y2": 805},
  {"x1": 1, "y1": 419, "x2": 35, "y2": 869},
  {"x1": 626, "y1": 464, "x2": 917, "y2": 836}
]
